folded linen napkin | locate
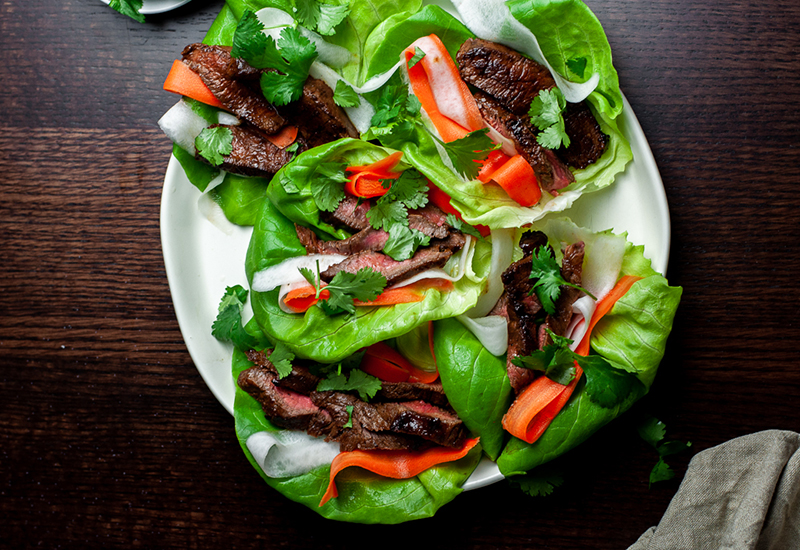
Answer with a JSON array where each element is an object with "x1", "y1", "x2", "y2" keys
[{"x1": 629, "y1": 430, "x2": 800, "y2": 550}]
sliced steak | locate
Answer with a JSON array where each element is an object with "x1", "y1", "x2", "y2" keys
[
  {"x1": 558, "y1": 102, "x2": 610, "y2": 169},
  {"x1": 376, "y1": 380, "x2": 451, "y2": 408},
  {"x1": 473, "y1": 91, "x2": 574, "y2": 192},
  {"x1": 290, "y1": 77, "x2": 359, "y2": 148},
  {"x1": 538, "y1": 242, "x2": 585, "y2": 348},
  {"x1": 196, "y1": 124, "x2": 305, "y2": 177},
  {"x1": 182, "y1": 44, "x2": 285, "y2": 135},
  {"x1": 295, "y1": 223, "x2": 390, "y2": 256},
  {"x1": 320, "y1": 231, "x2": 466, "y2": 286},
  {"x1": 408, "y1": 203, "x2": 451, "y2": 239},
  {"x1": 321, "y1": 196, "x2": 372, "y2": 232},
  {"x1": 457, "y1": 38, "x2": 556, "y2": 116},
  {"x1": 237, "y1": 366, "x2": 332, "y2": 436},
  {"x1": 377, "y1": 401, "x2": 467, "y2": 448}
]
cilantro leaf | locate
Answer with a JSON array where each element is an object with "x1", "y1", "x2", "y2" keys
[
  {"x1": 408, "y1": 47, "x2": 426, "y2": 69},
  {"x1": 301, "y1": 263, "x2": 387, "y2": 315},
  {"x1": 294, "y1": 0, "x2": 350, "y2": 35},
  {"x1": 268, "y1": 341, "x2": 295, "y2": 379},
  {"x1": 211, "y1": 285, "x2": 263, "y2": 351},
  {"x1": 528, "y1": 88, "x2": 570, "y2": 149},
  {"x1": 109, "y1": 0, "x2": 145, "y2": 23},
  {"x1": 324, "y1": 268, "x2": 387, "y2": 314},
  {"x1": 508, "y1": 467, "x2": 564, "y2": 497},
  {"x1": 317, "y1": 368, "x2": 382, "y2": 401},
  {"x1": 308, "y1": 161, "x2": 348, "y2": 211},
  {"x1": 365, "y1": 169, "x2": 431, "y2": 260},
  {"x1": 578, "y1": 355, "x2": 641, "y2": 408},
  {"x1": 512, "y1": 328, "x2": 641, "y2": 407},
  {"x1": 196, "y1": 126, "x2": 233, "y2": 167},
  {"x1": 382, "y1": 224, "x2": 430, "y2": 262},
  {"x1": 231, "y1": 11, "x2": 283, "y2": 69},
  {"x1": 333, "y1": 80, "x2": 360, "y2": 108},
  {"x1": 445, "y1": 213, "x2": 484, "y2": 240},
  {"x1": 248, "y1": 27, "x2": 317, "y2": 106},
  {"x1": 511, "y1": 330, "x2": 579, "y2": 386},
  {"x1": 316, "y1": 3, "x2": 350, "y2": 35},
  {"x1": 528, "y1": 245, "x2": 594, "y2": 315},
  {"x1": 649, "y1": 457, "x2": 675, "y2": 484},
  {"x1": 364, "y1": 84, "x2": 422, "y2": 142},
  {"x1": 566, "y1": 57, "x2": 587, "y2": 79},
  {"x1": 637, "y1": 415, "x2": 692, "y2": 487},
  {"x1": 437, "y1": 128, "x2": 498, "y2": 180}
]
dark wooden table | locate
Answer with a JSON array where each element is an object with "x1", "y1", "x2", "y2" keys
[{"x1": 2, "y1": 0, "x2": 799, "y2": 547}]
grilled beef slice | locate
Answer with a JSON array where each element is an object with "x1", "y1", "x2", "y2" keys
[
  {"x1": 500, "y1": 232, "x2": 586, "y2": 394},
  {"x1": 182, "y1": 43, "x2": 285, "y2": 135},
  {"x1": 457, "y1": 39, "x2": 609, "y2": 169},
  {"x1": 290, "y1": 77, "x2": 359, "y2": 148},
  {"x1": 320, "y1": 196, "x2": 372, "y2": 232},
  {"x1": 320, "y1": 230, "x2": 466, "y2": 286},
  {"x1": 457, "y1": 38, "x2": 556, "y2": 115},
  {"x1": 238, "y1": 356, "x2": 468, "y2": 452},
  {"x1": 197, "y1": 124, "x2": 307, "y2": 177},
  {"x1": 473, "y1": 91, "x2": 574, "y2": 192},
  {"x1": 557, "y1": 102, "x2": 610, "y2": 169}
]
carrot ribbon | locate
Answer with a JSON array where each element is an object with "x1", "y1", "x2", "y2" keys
[
  {"x1": 361, "y1": 341, "x2": 439, "y2": 384},
  {"x1": 320, "y1": 437, "x2": 480, "y2": 506},
  {"x1": 345, "y1": 151, "x2": 404, "y2": 198},
  {"x1": 502, "y1": 275, "x2": 643, "y2": 444}
]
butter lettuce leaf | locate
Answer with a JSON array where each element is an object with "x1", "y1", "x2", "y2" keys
[
  {"x1": 248, "y1": 169, "x2": 493, "y2": 363},
  {"x1": 434, "y1": 317, "x2": 512, "y2": 460},
  {"x1": 232, "y1": 323, "x2": 481, "y2": 523}
]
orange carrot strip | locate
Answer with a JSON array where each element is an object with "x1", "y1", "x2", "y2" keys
[
  {"x1": 406, "y1": 35, "x2": 485, "y2": 133},
  {"x1": 477, "y1": 150, "x2": 512, "y2": 183},
  {"x1": 426, "y1": 183, "x2": 491, "y2": 237},
  {"x1": 347, "y1": 151, "x2": 404, "y2": 173},
  {"x1": 282, "y1": 286, "x2": 330, "y2": 314},
  {"x1": 362, "y1": 341, "x2": 438, "y2": 384},
  {"x1": 265, "y1": 125, "x2": 298, "y2": 149},
  {"x1": 360, "y1": 353, "x2": 412, "y2": 383},
  {"x1": 345, "y1": 151, "x2": 404, "y2": 198},
  {"x1": 320, "y1": 437, "x2": 480, "y2": 506},
  {"x1": 502, "y1": 275, "x2": 644, "y2": 443},
  {"x1": 488, "y1": 154, "x2": 542, "y2": 207},
  {"x1": 404, "y1": 49, "x2": 470, "y2": 142},
  {"x1": 163, "y1": 59, "x2": 225, "y2": 109}
]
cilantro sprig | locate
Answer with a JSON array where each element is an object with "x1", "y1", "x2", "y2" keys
[
  {"x1": 294, "y1": 0, "x2": 350, "y2": 36},
  {"x1": 512, "y1": 329, "x2": 643, "y2": 408},
  {"x1": 508, "y1": 463, "x2": 564, "y2": 497},
  {"x1": 308, "y1": 161, "x2": 349, "y2": 211},
  {"x1": 528, "y1": 88, "x2": 570, "y2": 150},
  {"x1": 311, "y1": 351, "x2": 382, "y2": 402},
  {"x1": 299, "y1": 261, "x2": 387, "y2": 315},
  {"x1": 231, "y1": 11, "x2": 318, "y2": 106},
  {"x1": 333, "y1": 80, "x2": 360, "y2": 108},
  {"x1": 529, "y1": 245, "x2": 595, "y2": 315},
  {"x1": 638, "y1": 416, "x2": 692, "y2": 486},
  {"x1": 212, "y1": 285, "x2": 266, "y2": 352},
  {"x1": 366, "y1": 169, "x2": 432, "y2": 261},
  {"x1": 435, "y1": 128, "x2": 499, "y2": 180},
  {"x1": 363, "y1": 83, "x2": 421, "y2": 142},
  {"x1": 195, "y1": 126, "x2": 233, "y2": 167},
  {"x1": 108, "y1": 0, "x2": 145, "y2": 23}
]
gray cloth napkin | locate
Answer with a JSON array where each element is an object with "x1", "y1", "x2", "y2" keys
[{"x1": 629, "y1": 430, "x2": 800, "y2": 550}]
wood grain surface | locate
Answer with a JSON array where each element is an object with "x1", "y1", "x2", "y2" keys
[{"x1": 1, "y1": 0, "x2": 799, "y2": 548}]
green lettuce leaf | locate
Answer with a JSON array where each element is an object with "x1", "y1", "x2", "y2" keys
[
  {"x1": 431, "y1": 220, "x2": 681, "y2": 476},
  {"x1": 209, "y1": 173, "x2": 271, "y2": 226},
  {"x1": 434, "y1": 317, "x2": 512, "y2": 460},
  {"x1": 362, "y1": 3, "x2": 630, "y2": 228},
  {"x1": 232, "y1": 321, "x2": 482, "y2": 523},
  {"x1": 247, "y1": 177, "x2": 493, "y2": 363}
]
